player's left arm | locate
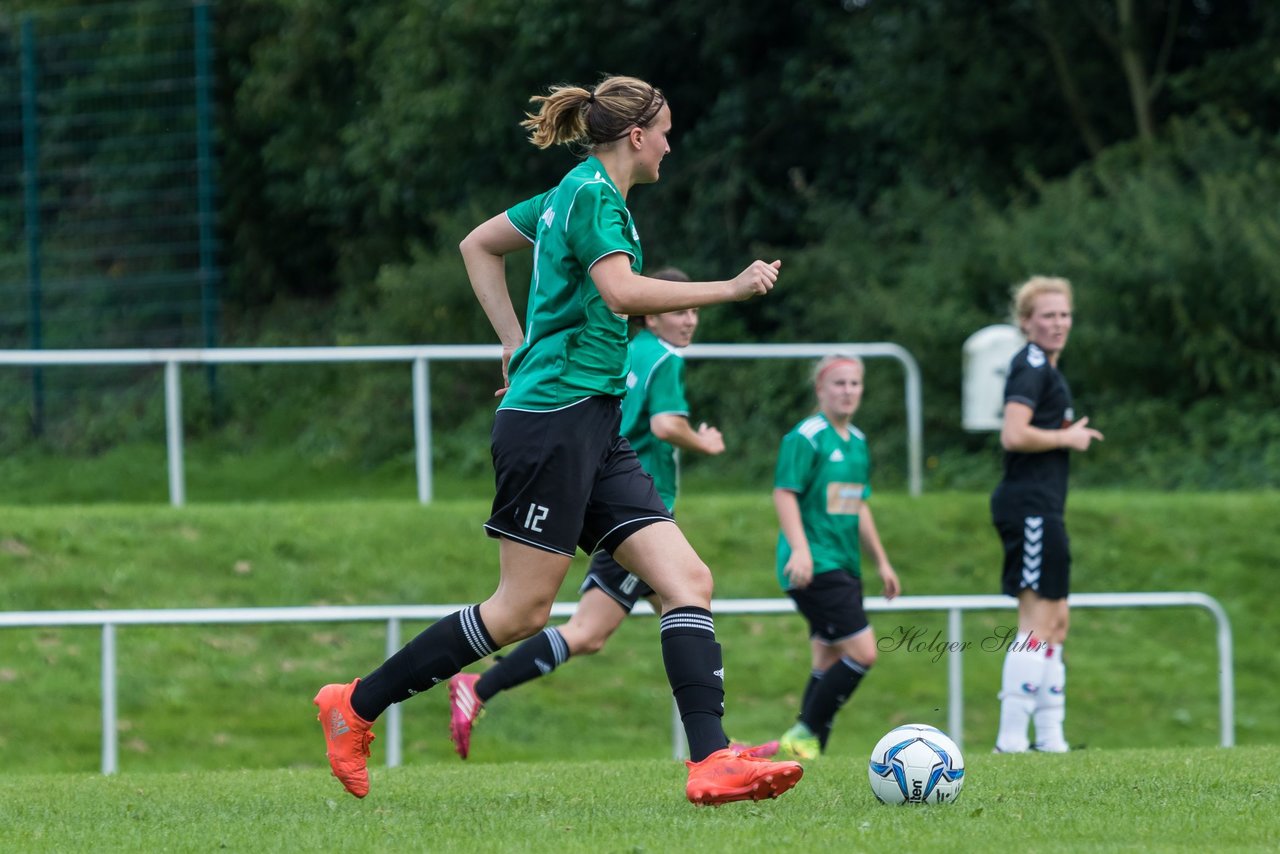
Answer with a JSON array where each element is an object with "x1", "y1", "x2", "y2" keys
[
  {"x1": 591, "y1": 253, "x2": 780, "y2": 314},
  {"x1": 859, "y1": 504, "x2": 900, "y2": 600}
]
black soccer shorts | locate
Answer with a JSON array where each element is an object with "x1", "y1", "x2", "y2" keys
[
  {"x1": 787, "y1": 570, "x2": 871, "y2": 643},
  {"x1": 993, "y1": 512, "x2": 1071, "y2": 600},
  {"x1": 485, "y1": 395, "x2": 673, "y2": 557}
]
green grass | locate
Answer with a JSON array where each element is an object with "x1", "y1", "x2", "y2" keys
[
  {"x1": 2, "y1": 490, "x2": 1276, "y2": 780},
  {"x1": 1, "y1": 748, "x2": 1277, "y2": 852}
]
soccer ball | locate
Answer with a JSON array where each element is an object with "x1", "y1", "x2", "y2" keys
[{"x1": 867, "y1": 724, "x2": 965, "y2": 804}]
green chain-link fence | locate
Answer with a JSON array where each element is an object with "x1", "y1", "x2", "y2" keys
[{"x1": 0, "y1": 0, "x2": 219, "y2": 440}]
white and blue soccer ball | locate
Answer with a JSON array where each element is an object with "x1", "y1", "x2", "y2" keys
[{"x1": 868, "y1": 724, "x2": 966, "y2": 804}]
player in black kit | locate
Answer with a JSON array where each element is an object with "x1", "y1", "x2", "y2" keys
[{"x1": 991, "y1": 276, "x2": 1103, "y2": 754}]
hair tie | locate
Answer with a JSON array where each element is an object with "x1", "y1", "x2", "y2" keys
[
  {"x1": 586, "y1": 91, "x2": 597, "y2": 105},
  {"x1": 633, "y1": 87, "x2": 662, "y2": 127}
]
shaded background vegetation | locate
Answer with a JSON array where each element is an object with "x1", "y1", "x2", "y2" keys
[{"x1": 2, "y1": 0, "x2": 1278, "y2": 492}]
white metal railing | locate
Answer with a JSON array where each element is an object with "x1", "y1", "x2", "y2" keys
[
  {"x1": 0, "y1": 342, "x2": 923, "y2": 503},
  {"x1": 0, "y1": 591, "x2": 1232, "y2": 773}
]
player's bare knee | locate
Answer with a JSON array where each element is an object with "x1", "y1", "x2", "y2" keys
[
  {"x1": 679, "y1": 558, "x2": 714, "y2": 602},
  {"x1": 573, "y1": 632, "x2": 610, "y2": 656},
  {"x1": 485, "y1": 605, "x2": 551, "y2": 647}
]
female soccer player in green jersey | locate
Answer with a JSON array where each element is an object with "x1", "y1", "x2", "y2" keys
[
  {"x1": 446, "y1": 268, "x2": 777, "y2": 761},
  {"x1": 773, "y1": 355, "x2": 901, "y2": 761},
  {"x1": 313, "y1": 76, "x2": 802, "y2": 805}
]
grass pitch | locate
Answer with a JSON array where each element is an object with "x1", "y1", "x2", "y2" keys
[
  {"x1": 1, "y1": 490, "x2": 1277, "y2": 852},
  {"x1": 1, "y1": 747, "x2": 1276, "y2": 852}
]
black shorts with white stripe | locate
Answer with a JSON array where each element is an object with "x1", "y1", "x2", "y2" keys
[
  {"x1": 485, "y1": 395, "x2": 673, "y2": 557},
  {"x1": 993, "y1": 512, "x2": 1071, "y2": 600},
  {"x1": 580, "y1": 549, "x2": 656, "y2": 613}
]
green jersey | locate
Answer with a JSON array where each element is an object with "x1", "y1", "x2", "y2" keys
[
  {"x1": 774, "y1": 413, "x2": 873, "y2": 589},
  {"x1": 501, "y1": 156, "x2": 643, "y2": 411},
  {"x1": 620, "y1": 328, "x2": 689, "y2": 510}
]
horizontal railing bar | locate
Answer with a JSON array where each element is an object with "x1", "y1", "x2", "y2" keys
[
  {"x1": 0, "y1": 342, "x2": 909, "y2": 367},
  {"x1": 0, "y1": 591, "x2": 1223, "y2": 628}
]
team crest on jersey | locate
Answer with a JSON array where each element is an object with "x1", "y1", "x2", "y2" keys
[
  {"x1": 625, "y1": 370, "x2": 638, "y2": 389},
  {"x1": 829, "y1": 449, "x2": 845, "y2": 462},
  {"x1": 1027, "y1": 344, "x2": 1046, "y2": 368}
]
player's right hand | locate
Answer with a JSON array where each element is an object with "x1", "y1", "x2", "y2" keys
[
  {"x1": 697, "y1": 423, "x2": 725, "y2": 455},
  {"x1": 783, "y1": 548, "x2": 814, "y2": 589},
  {"x1": 1062, "y1": 416, "x2": 1104, "y2": 451},
  {"x1": 495, "y1": 343, "x2": 518, "y2": 397},
  {"x1": 729, "y1": 259, "x2": 781, "y2": 301}
]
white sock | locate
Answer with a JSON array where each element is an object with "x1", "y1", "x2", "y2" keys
[
  {"x1": 1033, "y1": 643, "x2": 1068, "y2": 752},
  {"x1": 996, "y1": 632, "x2": 1041, "y2": 753}
]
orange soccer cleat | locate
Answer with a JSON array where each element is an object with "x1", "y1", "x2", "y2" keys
[
  {"x1": 313, "y1": 679, "x2": 376, "y2": 798},
  {"x1": 685, "y1": 747, "x2": 804, "y2": 806}
]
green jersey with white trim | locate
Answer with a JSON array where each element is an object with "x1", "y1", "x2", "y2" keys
[
  {"x1": 774, "y1": 413, "x2": 873, "y2": 588},
  {"x1": 501, "y1": 156, "x2": 643, "y2": 411},
  {"x1": 620, "y1": 328, "x2": 689, "y2": 510}
]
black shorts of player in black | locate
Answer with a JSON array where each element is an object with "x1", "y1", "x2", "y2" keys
[
  {"x1": 786, "y1": 571, "x2": 871, "y2": 643},
  {"x1": 992, "y1": 511, "x2": 1071, "y2": 600},
  {"x1": 485, "y1": 396, "x2": 673, "y2": 557}
]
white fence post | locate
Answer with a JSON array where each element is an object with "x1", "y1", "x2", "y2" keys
[
  {"x1": 101, "y1": 623, "x2": 118, "y2": 775},
  {"x1": 385, "y1": 617, "x2": 403, "y2": 767},
  {"x1": 412, "y1": 357, "x2": 431, "y2": 505},
  {"x1": 947, "y1": 607, "x2": 963, "y2": 748},
  {"x1": 164, "y1": 360, "x2": 185, "y2": 507}
]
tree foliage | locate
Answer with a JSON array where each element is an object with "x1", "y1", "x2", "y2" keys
[{"x1": 7, "y1": 0, "x2": 1278, "y2": 486}]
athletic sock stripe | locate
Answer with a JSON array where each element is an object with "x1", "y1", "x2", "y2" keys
[
  {"x1": 660, "y1": 614, "x2": 715, "y2": 629},
  {"x1": 545, "y1": 628, "x2": 569, "y2": 666},
  {"x1": 660, "y1": 613, "x2": 715, "y2": 628},
  {"x1": 659, "y1": 613, "x2": 716, "y2": 637},
  {"x1": 839, "y1": 656, "x2": 869, "y2": 675},
  {"x1": 461, "y1": 606, "x2": 495, "y2": 657}
]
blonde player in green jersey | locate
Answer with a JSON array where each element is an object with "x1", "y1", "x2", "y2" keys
[
  {"x1": 773, "y1": 354, "x2": 901, "y2": 761},
  {"x1": 447, "y1": 267, "x2": 775, "y2": 761},
  {"x1": 314, "y1": 75, "x2": 802, "y2": 806}
]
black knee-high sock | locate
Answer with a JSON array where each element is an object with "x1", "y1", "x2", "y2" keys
[
  {"x1": 660, "y1": 606, "x2": 727, "y2": 762},
  {"x1": 800, "y1": 656, "x2": 869, "y2": 750},
  {"x1": 475, "y1": 627, "x2": 570, "y2": 702},
  {"x1": 797, "y1": 669, "x2": 822, "y2": 722},
  {"x1": 350, "y1": 605, "x2": 496, "y2": 722}
]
